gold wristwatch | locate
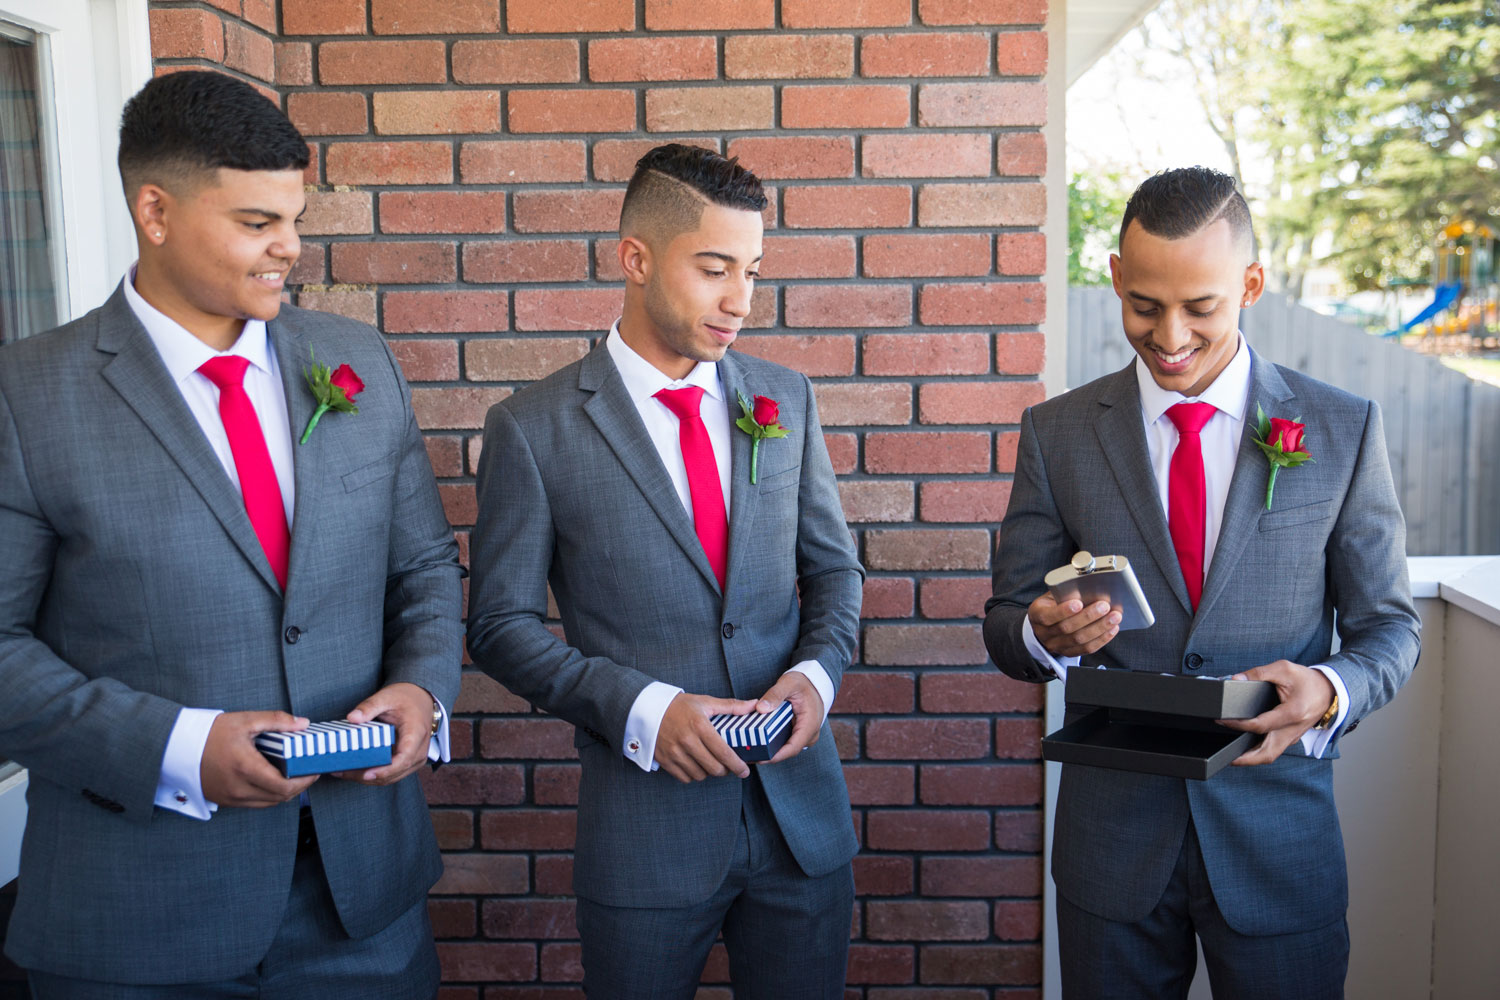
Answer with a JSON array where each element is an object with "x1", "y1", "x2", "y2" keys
[
  {"x1": 430, "y1": 697, "x2": 443, "y2": 736},
  {"x1": 1314, "y1": 691, "x2": 1339, "y2": 730}
]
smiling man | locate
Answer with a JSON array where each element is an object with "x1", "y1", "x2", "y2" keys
[
  {"x1": 467, "y1": 144, "x2": 864, "y2": 998},
  {"x1": 985, "y1": 167, "x2": 1419, "y2": 998},
  {"x1": 0, "y1": 72, "x2": 462, "y2": 997}
]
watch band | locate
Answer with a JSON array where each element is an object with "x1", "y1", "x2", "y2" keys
[{"x1": 1314, "y1": 690, "x2": 1339, "y2": 730}]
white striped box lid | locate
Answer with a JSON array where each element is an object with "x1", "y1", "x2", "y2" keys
[
  {"x1": 710, "y1": 701, "x2": 795, "y2": 749},
  {"x1": 254, "y1": 720, "x2": 394, "y2": 760}
]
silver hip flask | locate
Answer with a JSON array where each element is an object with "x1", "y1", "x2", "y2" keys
[{"x1": 1044, "y1": 551, "x2": 1155, "y2": 630}]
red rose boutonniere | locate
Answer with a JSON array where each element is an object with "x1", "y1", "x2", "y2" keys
[
  {"x1": 735, "y1": 390, "x2": 790, "y2": 484},
  {"x1": 1252, "y1": 405, "x2": 1313, "y2": 509},
  {"x1": 299, "y1": 351, "x2": 364, "y2": 444}
]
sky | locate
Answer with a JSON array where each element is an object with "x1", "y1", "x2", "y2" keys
[{"x1": 1065, "y1": 17, "x2": 1240, "y2": 183}]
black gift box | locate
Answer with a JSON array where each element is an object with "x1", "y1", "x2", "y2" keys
[{"x1": 1042, "y1": 669, "x2": 1279, "y2": 780}]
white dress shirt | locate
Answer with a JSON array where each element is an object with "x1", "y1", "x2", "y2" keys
[
  {"x1": 606, "y1": 324, "x2": 835, "y2": 772},
  {"x1": 1021, "y1": 336, "x2": 1349, "y2": 757},
  {"x1": 123, "y1": 269, "x2": 449, "y2": 820}
]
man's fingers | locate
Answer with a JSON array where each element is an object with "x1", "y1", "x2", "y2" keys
[
  {"x1": 766, "y1": 713, "x2": 820, "y2": 764},
  {"x1": 705, "y1": 732, "x2": 751, "y2": 779},
  {"x1": 244, "y1": 711, "x2": 309, "y2": 735},
  {"x1": 238, "y1": 758, "x2": 315, "y2": 803},
  {"x1": 685, "y1": 723, "x2": 743, "y2": 779},
  {"x1": 1063, "y1": 607, "x2": 1121, "y2": 647},
  {"x1": 1232, "y1": 732, "x2": 1289, "y2": 766},
  {"x1": 1219, "y1": 702, "x2": 1297, "y2": 735},
  {"x1": 700, "y1": 696, "x2": 759, "y2": 717},
  {"x1": 662, "y1": 756, "x2": 705, "y2": 783},
  {"x1": 1050, "y1": 622, "x2": 1120, "y2": 658},
  {"x1": 1034, "y1": 601, "x2": 1117, "y2": 657},
  {"x1": 1032, "y1": 595, "x2": 1082, "y2": 627},
  {"x1": 677, "y1": 742, "x2": 718, "y2": 781}
]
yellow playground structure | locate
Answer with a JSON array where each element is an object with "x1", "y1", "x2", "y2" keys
[{"x1": 1396, "y1": 219, "x2": 1499, "y2": 347}]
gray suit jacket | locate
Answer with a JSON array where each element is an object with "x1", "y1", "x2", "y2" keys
[
  {"x1": 467, "y1": 342, "x2": 863, "y2": 908},
  {"x1": 985, "y1": 352, "x2": 1420, "y2": 936},
  {"x1": 0, "y1": 287, "x2": 463, "y2": 982}
]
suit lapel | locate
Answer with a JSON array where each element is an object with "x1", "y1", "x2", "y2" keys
[
  {"x1": 718, "y1": 351, "x2": 757, "y2": 603},
  {"x1": 96, "y1": 288, "x2": 282, "y2": 595},
  {"x1": 579, "y1": 344, "x2": 722, "y2": 593},
  {"x1": 271, "y1": 319, "x2": 321, "y2": 595},
  {"x1": 1093, "y1": 366, "x2": 1195, "y2": 616},
  {"x1": 1194, "y1": 352, "x2": 1294, "y2": 624}
]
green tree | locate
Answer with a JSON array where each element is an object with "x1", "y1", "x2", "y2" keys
[
  {"x1": 1275, "y1": 0, "x2": 1500, "y2": 289},
  {"x1": 1069, "y1": 171, "x2": 1130, "y2": 286},
  {"x1": 1128, "y1": 0, "x2": 1500, "y2": 293}
]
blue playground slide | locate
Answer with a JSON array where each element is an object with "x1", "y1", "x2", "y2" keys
[{"x1": 1383, "y1": 281, "x2": 1462, "y2": 336}]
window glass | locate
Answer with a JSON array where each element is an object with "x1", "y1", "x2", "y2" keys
[{"x1": 0, "y1": 21, "x2": 65, "y2": 343}]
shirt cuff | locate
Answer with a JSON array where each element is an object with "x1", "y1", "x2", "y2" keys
[
  {"x1": 1021, "y1": 616, "x2": 1079, "y2": 683},
  {"x1": 155, "y1": 707, "x2": 222, "y2": 821},
  {"x1": 624, "y1": 681, "x2": 684, "y2": 773},
  {"x1": 1299, "y1": 665, "x2": 1351, "y2": 759},
  {"x1": 787, "y1": 661, "x2": 834, "y2": 725},
  {"x1": 427, "y1": 697, "x2": 451, "y2": 764}
]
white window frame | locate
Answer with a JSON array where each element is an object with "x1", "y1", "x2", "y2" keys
[
  {"x1": 0, "y1": 0, "x2": 150, "y2": 885},
  {"x1": 1, "y1": 0, "x2": 150, "y2": 320}
]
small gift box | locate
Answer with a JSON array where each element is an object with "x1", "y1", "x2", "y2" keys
[
  {"x1": 255, "y1": 720, "x2": 394, "y2": 777},
  {"x1": 1042, "y1": 669, "x2": 1279, "y2": 780},
  {"x1": 711, "y1": 701, "x2": 795, "y2": 762}
]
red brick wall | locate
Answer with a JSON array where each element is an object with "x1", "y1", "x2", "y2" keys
[
  {"x1": 150, "y1": 0, "x2": 279, "y2": 97},
  {"x1": 151, "y1": 1, "x2": 1051, "y2": 996}
]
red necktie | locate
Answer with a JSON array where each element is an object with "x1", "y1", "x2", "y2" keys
[
  {"x1": 198, "y1": 356, "x2": 291, "y2": 590},
  {"x1": 1166, "y1": 401, "x2": 1216, "y2": 612},
  {"x1": 654, "y1": 386, "x2": 728, "y2": 590}
]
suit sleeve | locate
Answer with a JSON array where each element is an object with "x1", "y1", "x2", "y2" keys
[
  {"x1": 984, "y1": 406, "x2": 1078, "y2": 683},
  {"x1": 787, "y1": 373, "x2": 863, "y2": 690},
  {"x1": 466, "y1": 400, "x2": 660, "y2": 750},
  {"x1": 0, "y1": 384, "x2": 180, "y2": 823},
  {"x1": 374, "y1": 339, "x2": 465, "y2": 714},
  {"x1": 1321, "y1": 399, "x2": 1420, "y2": 726}
]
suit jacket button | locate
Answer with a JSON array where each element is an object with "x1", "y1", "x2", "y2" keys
[
  {"x1": 722, "y1": 623, "x2": 736, "y2": 639},
  {"x1": 284, "y1": 626, "x2": 301, "y2": 645},
  {"x1": 1185, "y1": 653, "x2": 1203, "y2": 671}
]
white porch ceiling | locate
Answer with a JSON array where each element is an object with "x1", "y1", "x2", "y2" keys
[{"x1": 1066, "y1": 0, "x2": 1162, "y2": 86}]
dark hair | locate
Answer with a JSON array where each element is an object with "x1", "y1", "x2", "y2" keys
[
  {"x1": 118, "y1": 71, "x2": 309, "y2": 196},
  {"x1": 1119, "y1": 167, "x2": 1256, "y2": 256},
  {"x1": 620, "y1": 144, "x2": 766, "y2": 243}
]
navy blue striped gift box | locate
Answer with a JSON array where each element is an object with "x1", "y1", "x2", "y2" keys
[
  {"x1": 710, "y1": 701, "x2": 796, "y2": 762},
  {"x1": 255, "y1": 720, "x2": 394, "y2": 777}
]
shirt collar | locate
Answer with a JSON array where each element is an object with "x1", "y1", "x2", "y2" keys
[
  {"x1": 1135, "y1": 334, "x2": 1251, "y2": 427},
  {"x1": 605, "y1": 320, "x2": 724, "y2": 404},
  {"x1": 122, "y1": 264, "x2": 273, "y2": 385}
]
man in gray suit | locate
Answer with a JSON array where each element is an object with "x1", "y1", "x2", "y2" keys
[
  {"x1": 467, "y1": 144, "x2": 863, "y2": 998},
  {"x1": 985, "y1": 168, "x2": 1419, "y2": 999},
  {"x1": 0, "y1": 72, "x2": 462, "y2": 997}
]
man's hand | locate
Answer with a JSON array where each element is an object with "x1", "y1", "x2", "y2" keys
[
  {"x1": 757, "y1": 671, "x2": 825, "y2": 765},
  {"x1": 1218, "y1": 660, "x2": 1336, "y2": 766},
  {"x1": 336, "y1": 682, "x2": 437, "y2": 786},
  {"x1": 201, "y1": 711, "x2": 318, "y2": 808},
  {"x1": 655, "y1": 693, "x2": 758, "y2": 783},
  {"x1": 1028, "y1": 593, "x2": 1121, "y2": 658}
]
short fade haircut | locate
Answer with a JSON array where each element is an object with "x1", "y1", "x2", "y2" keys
[
  {"x1": 117, "y1": 70, "x2": 309, "y2": 199},
  {"x1": 619, "y1": 143, "x2": 767, "y2": 247},
  {"x1": 1119, "y1": 166, "x2": 1256, "y2": 259}
]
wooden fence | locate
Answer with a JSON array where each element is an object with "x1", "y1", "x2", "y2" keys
[{"x1": 1067, "y1": 287, "x2": 1500, "y2": 555}]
